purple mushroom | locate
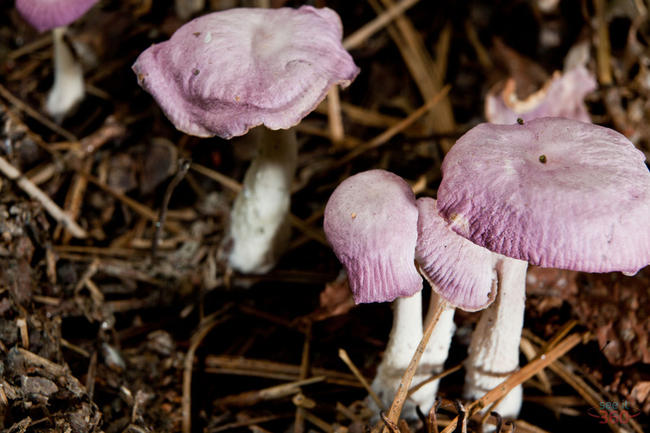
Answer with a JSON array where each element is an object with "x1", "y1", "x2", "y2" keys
[
  {"x1": 133, "y1": 6, "x2": 359, "y2": 274},
  {"x1": 437, "y1": 117, "x2": 650, "y2": 417},
  {"x1": 16, "y1": 0, "x2": 99, "y2": 120},
  {"x1": 324, "y1": 170, "x2": 497, "y2": 419},
  {"x1": 324, "y1": 170, "x2": 422, "y2": 305},
  {"x1": 485, "y1": 66, "x2": 596, "y2": 125},
  {"x1": 415, "y1": 197, "x2": 498, "y2": 410}
]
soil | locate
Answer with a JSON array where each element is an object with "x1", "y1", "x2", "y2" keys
[{"x1": 0, "y1": 1, "x2": 649, "y2": 432}]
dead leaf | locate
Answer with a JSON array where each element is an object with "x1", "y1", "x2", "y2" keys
[{"x1": 308, "y1": 271, "x2": 355, "y2": 321}]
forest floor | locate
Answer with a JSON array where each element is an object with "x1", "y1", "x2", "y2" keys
[{"x1": 0, "y1": 0, "x2": 649, "y2": 432}]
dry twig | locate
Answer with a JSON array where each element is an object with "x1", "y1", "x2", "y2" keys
[
  {"x1": 337, "y1": 86, "x2": 451, "y2": 167},
  {"x1": 377, "y1": 299, "x2": 447, "y2": 433},
  {"x1": 0, "y1": 155, "x2": 87, "y2": 238},
  {"x1": 343, "y1": 0, "x2": 422, "y2": 50},
  {"x1": 440, "y1": 333, "x2": 584, "y2": 433},
  {"x1": 0, "y1": 84, "x2": 77, "y2": 142},
  {"x1": 182, "y1": 306, "x2": 232, "y2": 433},
  {"x1": 327, "y1": 87, "x2": 345, "y2": 148},
  {"x1": 339, "y1": 348, "x2": 385, "y2": 410}
]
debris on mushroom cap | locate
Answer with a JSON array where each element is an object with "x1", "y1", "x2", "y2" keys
[
  {"x1": 415, "y1": 198, "x2": 497, "y2": 312},
  {"x1": 16, "y1": 0, "x2": 100, "y2": 32},
  {"x1": 132, "y1": 6, "x2": 360, "y2": 139},
  {"x1": 324, "y1": 170, "x2": 421, "y2": 304},
  {"x1": 485, "y1": 66, "x2": 596, "y2": 124},
  {"x1": 437, "y1": 117, "x2": 650, "y2": 274}
]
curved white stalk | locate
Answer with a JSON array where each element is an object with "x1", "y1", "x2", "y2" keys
[
  {"x1": 46, "y1": 26, "x2": 85, "y2": 122},
  {"x1": 416, "y1": 290, "x2": 456, "y2": 399},
  {"x1": 368, "y1": 292, "x2": 429, "y2": 420},
  {"x1": 228, "y1": 128, "x2": 297, "y2": 274},
  {"x1": 463, "y1": 256, "x2": 528, "y2": 418}
]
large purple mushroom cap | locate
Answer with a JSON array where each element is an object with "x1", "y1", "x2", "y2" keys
[
  {"x1": 485, "y1": 66, "x2": 596, "y2": 124},
  {"x1": 16, "y1": 0, "x2": 99, "y2": 32},
  {"x1": 415, "y1": 198, "x2": 497, "y2": 312},
  {"x1": 132, "y1": 6, "x2": 360, "y2": 139},
  {"x1": 324, "y1": 170, "x2": 422, "y2": 304},
  {"x1": 438, "y1": 117, "x2": 650, "y2": 275}
]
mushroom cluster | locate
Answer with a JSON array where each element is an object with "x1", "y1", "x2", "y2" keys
[
  {"x1": 324, "y1": 117, "x2": 650, "y2": 420},
  {"x1": 133, "y1": 6, "x2": 359, "y2": 274},
  {"x1": 324, "y1": 170, "x2": 496, "y2": 418}
]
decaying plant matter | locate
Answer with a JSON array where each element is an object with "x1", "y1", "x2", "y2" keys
[{"x1": 1, "y1": 1, "x2": 649, "y2": 432}]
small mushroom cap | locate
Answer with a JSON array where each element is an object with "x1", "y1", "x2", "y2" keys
[
  {"x1": 16, "y1": 0, "x2": 99, "y2": 32},
  {"x1": 324, "y1": 170, "x2": 422, "y2": 304},
  {"x1": 438, "y1": 117, "x2": 650, "y2": 274},
  {"x1": 415, "y1": 198, "x2": 497, "y2": 312},
  {"x1": 485, "y1": 66, "x2": 596, "y2": 124},
  {"x1": 133, "y1": 6, "x2": 359, "y2": 139}
]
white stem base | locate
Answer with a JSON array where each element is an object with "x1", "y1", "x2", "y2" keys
[
  {"x1": 46, "y1": 27, "x2": 84, "y2": 122},
  {"x1": 228, "y1": 128, "x2": 297, "y2": 274},
  {"x1": 368, "y1": 292, "x2": 429, "y2": 420},
  {"x1": 463, "y1": 257, "x2": 528, "y2": 419},
  {"x1": 417, "y1": 291, "x2": 455, "y2": 400}
]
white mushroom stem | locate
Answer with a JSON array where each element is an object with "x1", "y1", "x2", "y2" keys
[
  {"x1": 463, "y1": 256, "x2": 528, "y2": 418},
  {"x1": 416, "y1": 290, "x2": 456, "y2": 398},
  {"x1": 368, "y1": 292, "x2": 429, "y2": 419},
  {"x1": 228, "y1": 128, "x2": 297, "y2": 274},
  {"x1": 46, "y1": 26, "x2": 85, "y2": 122}
]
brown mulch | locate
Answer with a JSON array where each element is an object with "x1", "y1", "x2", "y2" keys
[{"x1": 0, "y1": 1, "x2": 649, "y2": 432}]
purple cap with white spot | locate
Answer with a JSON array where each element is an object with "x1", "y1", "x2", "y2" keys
[
  {"x1": 438, "y1": 117, "x2": 650, "y2": 275},
  {"x1": 132, "y1": 6, "x2": 359, "y2": 139},
  {"x1": 324, "y1": 170, "x2": 422, "y2": 304},
  {"x1": 16, "y1": 0, "x2": 99, "y2": 32}
]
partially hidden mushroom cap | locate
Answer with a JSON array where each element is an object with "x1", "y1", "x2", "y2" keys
[
  {"x1": 415, "y1": 198, "x2": 497, "y2": 312},
  {"x1": 438, "y1": 117, "x2": 650, "y2": 275},
  {"x1": 132, "y1": 6, "x2": 360, "y2": 139},
  {"x1": 324, "y1": 170, "x2": 422, "y2": 304},
  {"x1": 485, "y1": 66, "x2": 596, "y2": 124},
  {"x1": 16, "y1": 0, "x2": 99, "y2": 32}
]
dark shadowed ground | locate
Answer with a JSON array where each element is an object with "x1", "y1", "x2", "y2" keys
[{"x1": 0, "y1": 1, "x2": 649, "y2": 432}]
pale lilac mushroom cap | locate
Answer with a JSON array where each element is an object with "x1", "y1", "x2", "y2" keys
[
  {"x1": 132, "y1": 6, "x2": 360, "y2": 139},
  {"x1": 324, "y1": 170, "x2": 422, "y2": 304},
  {"x1": 438, "y1": 117, "x2": 650, "y2": 275},
  {"x1": 415, "y1": 197, "x2": 497, "y2": 311},
  {"x1": 16, "y1": 0, "x2": 99, "y2": 32},
  {"x1": 485, "y1": 66, "x2": 596, "y2": 124}
]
